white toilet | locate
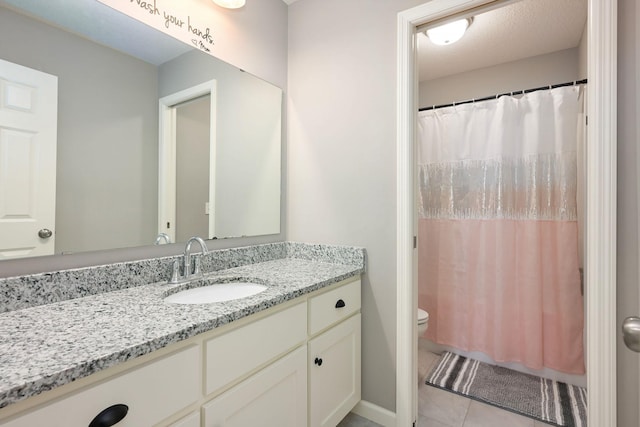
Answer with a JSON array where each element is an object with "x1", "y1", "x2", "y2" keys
[{"x1": 417, "y1": 308, "x2": 429, "y2": 337}]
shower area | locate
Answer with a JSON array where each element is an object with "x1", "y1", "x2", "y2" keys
[
  {"x1": 415, "y1": 0, "x2": 589, "y2": 425},
  {"x1": 417, "y1": 83, "x2": 586, "y2": 375}
]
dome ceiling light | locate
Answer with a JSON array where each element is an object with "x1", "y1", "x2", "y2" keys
[
  {"x1": 425, "y1": 18, "x2": 472, "y2": 46},
  {"x1": 212, "y1": 0, "x2": 246, "y2": 9}
]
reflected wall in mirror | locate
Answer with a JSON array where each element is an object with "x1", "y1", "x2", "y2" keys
[{"x1": 0, "y1": 0, "x2": 282, "y2": 260}]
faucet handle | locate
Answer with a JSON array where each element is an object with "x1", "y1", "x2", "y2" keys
[
  {"x1": 183, "y1": 255, "x2": 192, "y2": 278},
  {"x1": 169, "y1": 259, "x2": 180, "y2": 284},
  {"x1": 193, "y1": 256, "x2": 202, "y2": 276}
]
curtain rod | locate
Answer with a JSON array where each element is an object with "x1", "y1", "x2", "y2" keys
[{"x1": 418, "y1": 78, "x2": 588, "y2": 112}]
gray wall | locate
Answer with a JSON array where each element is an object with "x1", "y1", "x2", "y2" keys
[
  {"x1": 287, "y1": 0, "x2": 428, "y2": 412},
  {"x1": 0, "y1": 7, "x2": 159, "y2": 254},
  {"x1": 578, "y1": 23, "x2": 588, "y2": 80},
  {"x1": 419, "y1": 48, "x2": 580, "y2": 108}
]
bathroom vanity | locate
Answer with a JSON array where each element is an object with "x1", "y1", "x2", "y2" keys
[{"x1": 0, "y1": 243, "x2": 364, "y2": 426}]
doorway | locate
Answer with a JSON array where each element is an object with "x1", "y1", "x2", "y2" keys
[
  {"x1": 174, "y1": 95, "x2": 212, "y2": 242},
  {"x1": 396, "y1": 1, "x2": 617, "y2": 426},
  {"x1": 158, "y1": 80, "x2": 217, "y2": 243}
]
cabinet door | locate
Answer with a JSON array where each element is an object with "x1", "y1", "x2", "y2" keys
[
  {"x1": 308, "y1": 314, "x2": 361, "y2": 427},
  {"x1": 2, "y1": 346, "x2": 200, "y2": 427},
  {"x1": 205, "y1": 302, "x2": 307, "y2": 395},
  {"x1": 202, "y1": 346, "x2": 307, "y2": 427}
]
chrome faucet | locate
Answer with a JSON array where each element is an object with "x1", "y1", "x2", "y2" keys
[
  {"x1": 169, "y1": 236, "x2": 208, "y2": 284},
  {"x1": 154, "y1": 233, "x2": 171, "y2": 245},
  {"x1": 183, "y1": 236, "x2": 208, "y2": 280}
]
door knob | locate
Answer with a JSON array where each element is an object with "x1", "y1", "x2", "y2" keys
[
  {"x1": 622, "y1": 316, "x2": 640, "y2": 352},
  {"x1": 38, "y1": 229, "x2": 53, "y2": 239}
]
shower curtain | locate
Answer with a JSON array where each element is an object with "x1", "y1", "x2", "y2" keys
[{"x1": 417, "y1": 85, "x2": 585, "y2": 374}]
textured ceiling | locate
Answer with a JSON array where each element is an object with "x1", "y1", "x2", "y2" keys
[{"x1": 418, "y1": 0, "x2": 588, "y2": 81}]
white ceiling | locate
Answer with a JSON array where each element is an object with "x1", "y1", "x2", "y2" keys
[{"x1": 418, "y1": 0, "x2": 588, "y2": 81}]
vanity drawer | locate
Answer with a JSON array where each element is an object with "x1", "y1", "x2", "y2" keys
[
  {"x1": 205, "y1": 302, "x2": 307, "y2": 395},
  {"x1": 202, "y1": 346, "x2": 307, "y2": 427},
  {"x1": 3, "y1": 345, "x2": 200, "y2": 427},
  {"x1": 308, "y1": 279, "x2": 361, "y2": 336}
]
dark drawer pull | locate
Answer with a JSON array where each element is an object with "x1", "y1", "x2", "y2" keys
[
  {"x1": 335, "y1": 299, "x2": 346, "y2": 308},
  {"x1": 89, "y1": 404, "x2": 129, "y2": 427},
  {"x1": 314, "y1": 357, "x2": 323, "y2": 366}
]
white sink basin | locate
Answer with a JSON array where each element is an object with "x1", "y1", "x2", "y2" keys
[{"x1": 164, "y1": 282, "x2": 268, "y2": 304}]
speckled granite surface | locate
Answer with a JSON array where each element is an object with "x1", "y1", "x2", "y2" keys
[
  {"x1": 0, "y1": 241, "x2": 364, "y2": 313},
  {"x1": 0, "y1": 243, "x2": 365, "y2": 410}
]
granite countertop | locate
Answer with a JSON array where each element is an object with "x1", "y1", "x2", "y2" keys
[{"x1": 0, "y1": 257, "x2": 363, "y2": 410}]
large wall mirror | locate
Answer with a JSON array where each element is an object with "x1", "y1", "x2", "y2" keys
[{"x1": 0, "y1": 0, "x2": 282, "y2": 260}]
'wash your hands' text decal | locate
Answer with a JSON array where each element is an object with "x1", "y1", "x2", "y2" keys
[{"x1": 98, "y1": 0, "x2": 215, "y2": 52}]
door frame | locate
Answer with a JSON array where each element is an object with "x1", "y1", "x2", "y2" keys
[
  {"x1": 158, "y1": 80, "x2": 217, "y2": 242},
  {"x1": 396, "y1": 1, "x2": 618, "y2": 426}
]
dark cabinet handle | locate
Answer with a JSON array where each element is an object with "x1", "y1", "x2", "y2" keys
[
  {"x1": 89, "y1": 404, "x2": 128, "y2": 427},
  {"x1": 314, "y1": 357, "x2": 323, "y2": 366},
  {"x1": 335, "y1": 299, "x2": 346, "y2": 308}
]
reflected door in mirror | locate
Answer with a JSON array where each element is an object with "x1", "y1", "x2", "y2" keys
[
  {"x1": 176, "y1": 94, "x2": 212, "y2": 241},
  {"x1": 0, "y1": 59, "x2": 58, "y2": 259}
]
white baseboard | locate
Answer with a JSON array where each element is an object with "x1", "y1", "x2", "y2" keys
[{"x1": 352, "y1": 400, "x2": 397, "y2": 427}]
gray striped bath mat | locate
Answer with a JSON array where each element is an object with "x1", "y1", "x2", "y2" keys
[{"x1": 426, "y1": 352, "x2": 587, "y2": 427}]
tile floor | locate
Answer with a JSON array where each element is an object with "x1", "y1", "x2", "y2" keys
[{"x1": 337, "y1": 340, "x2": 557, "y2": 427}]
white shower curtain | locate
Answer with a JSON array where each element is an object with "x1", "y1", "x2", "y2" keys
[{"x1": 417, "y1": 85, "x2": 585, "y2": 374}]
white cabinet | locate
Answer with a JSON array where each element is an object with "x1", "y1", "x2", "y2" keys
[
  {"x1": 205, "y1": 302, "x2": 307, "y2": 395},
  {"x1": 308, "y1": 279, "x2": 361, "y2": 335},
  {"x1": 2, "y1": 345, "x2": 200, "y2": 427},
  {"x1": 307, "y1": 279, "x2": 362, "y2": 427},
  {"x1": 202, "y1": 279, "x2": 361, "y2": 427},
  {"x1": 0, "y1": 277, "x2": 361, "y2": 427},
  {"x1": 309, "y1": 314, "x2": 361, "y2": 427},
  {"x1": 203, "y1": 346, "x2": 307, "y2": 427}
]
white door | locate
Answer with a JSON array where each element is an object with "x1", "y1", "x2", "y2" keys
[
  {"x1": 0, "y1": 59, "x2": 57, "y2": 259},
  {"x1": 621, "y1": 313, "x2": 640, "y2": 413},
  {"x1": 619, "y1": 6, "x2": 640, "y2": 410}
]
